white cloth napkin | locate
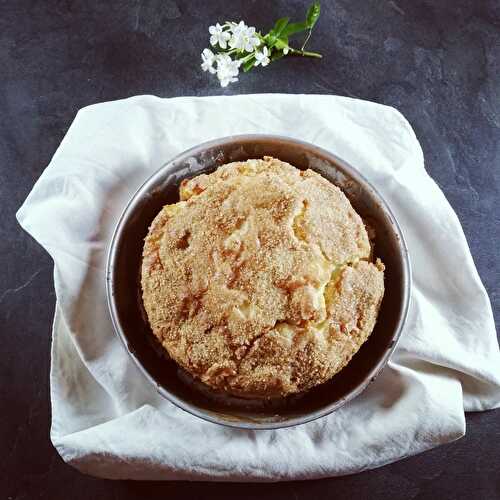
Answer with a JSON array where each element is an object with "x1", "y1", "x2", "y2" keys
[{"x1": 17, "y1": 94, "x2": 500, "y2": 481}]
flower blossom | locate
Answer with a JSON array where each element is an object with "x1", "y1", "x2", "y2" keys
[
  {"x1": 228, "y1": 22, "x2": 260, "y2": 52},
  {"x1": 215, "y1": 54, "x2": 241, "y2": 87},
  {"x1": 200, "y1": 48, "x2": 217, "y2": 74},
  {"x1": 254, "y1": 46, "x2": 270, "y2": 67},
  {"x1": 209, "y1": 23, "x2": 230, "y2": 49}
]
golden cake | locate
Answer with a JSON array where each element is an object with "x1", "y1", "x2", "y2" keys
[{"x1": 141, "y1": 157, "x2": 385, "y2": 399}]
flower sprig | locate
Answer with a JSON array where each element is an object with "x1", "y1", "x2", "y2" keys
[{"x1": 201, "y1": 2, "x2": 322, "y2": 87}]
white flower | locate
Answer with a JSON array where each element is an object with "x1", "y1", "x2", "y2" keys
[
  {"x1": 228, "y1": 21, "x2": 260, "y2": 52},
  {"x1": 201, "y1": 48, "x2": 217, "y2": 74},
  {"x1": 254, "y1": 46, "x2": 270, "y2": 67},
  {"x1": 209, "y1": 23, "x2": 230, "y2": 49},
  {"x1": 215, "y1": 54, "x2": 241, "y2": 87},
  {"x1": 283, "y1": 46, "x2": 289, "y2": 55},
  {"x1": 242, "y1": 26, "x2": 260, "y2": 52},
  {"x1": 229, "y1": 21, "x2": 248, "y2": 36}
]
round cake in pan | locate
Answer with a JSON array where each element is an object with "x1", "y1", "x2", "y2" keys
[{"x1": 141, "y1": 156, "x2": 384, "y2": 399}]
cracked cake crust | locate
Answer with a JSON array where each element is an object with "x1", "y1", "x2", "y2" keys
[{"x1": 141, "y1": 157, "x2": 385, "y2": 398}]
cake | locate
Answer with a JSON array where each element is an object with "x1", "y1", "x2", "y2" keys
[{"x1": 141, "y1": 156, "x2": 385, "y2": 398}]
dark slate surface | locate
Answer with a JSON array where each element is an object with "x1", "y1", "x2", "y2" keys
[{"x1": 1, "y1": 0, "x2": 499, "y2": 498}]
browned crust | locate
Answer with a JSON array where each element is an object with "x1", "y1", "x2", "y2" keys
[{"x1": 141, "y1": 157, "x2": 384, "y2": 398}]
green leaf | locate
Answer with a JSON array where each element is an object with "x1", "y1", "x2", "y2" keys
[
  {"x1": 306, "y1": 2, "x2": 321, "y2": 28},
  {"x1": 243, "y1": 58, "x2": 256, "y2": 72},
  {"x1": 265, "y1": 18, "x2": 289, "y2": 49},
  {"x1": 273, "y1": 17, "x2": 290, "y2": 36},
  {"x1": 282, "y1": 21, "x2": 308, "y2": 36},
  {"x1": 264, "y1": 31, "x2": 277, "y2": 46},
  {"x1": 274, "y1": 37, "x2": 289, "y2": 50}
]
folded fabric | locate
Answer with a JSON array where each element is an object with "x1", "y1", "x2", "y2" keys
[{"x1": 17, "y1": 94, "x2": 500, "y2": 481}]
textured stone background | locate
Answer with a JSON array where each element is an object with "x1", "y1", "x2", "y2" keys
[{"x1": 1, "y1": 0, "x2": 499, "y2": 498}]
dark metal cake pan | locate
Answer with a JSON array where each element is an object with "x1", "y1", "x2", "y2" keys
[{"x1": 106, "y1": 134, "x2": 411, "y2": 430}]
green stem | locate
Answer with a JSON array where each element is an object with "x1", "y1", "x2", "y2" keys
[
  {"x1": 220, "y1": 48, "x2": 254, "y2": 62},
  {"x1": 289, "y1": 47, "x2": 322, "y2": 58}
]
